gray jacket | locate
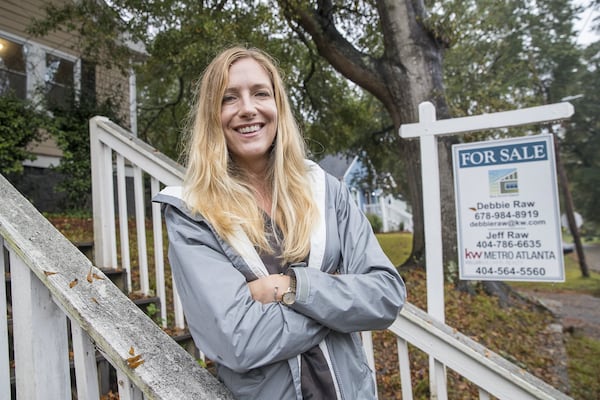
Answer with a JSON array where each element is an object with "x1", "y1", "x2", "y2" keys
[{"x1": 154, "y1": 161, "x2": 406, "y2": 399}]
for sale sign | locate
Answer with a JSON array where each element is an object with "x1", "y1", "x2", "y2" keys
[{"x1": 453, "y1": 134, "x2": 565, "y2": 281}]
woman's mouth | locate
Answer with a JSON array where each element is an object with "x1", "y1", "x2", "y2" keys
[{"x1": 237, "y1": 124, "x2": 262, "y2": 134}]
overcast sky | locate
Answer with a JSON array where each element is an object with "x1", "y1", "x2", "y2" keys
[{"x1": 574, "y1": 0, "x2": 599, "y2": 45}]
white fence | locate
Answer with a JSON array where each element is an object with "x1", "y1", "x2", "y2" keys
[
  {"x1": 364, "y1": 196, "x2": 413, "y2": 233},
  {"x1": 0, "y1": 173, "x2": 234, "y2": 399},
  {"x1": 87, "y1": 116, "x2": 573, "y2": 399}
]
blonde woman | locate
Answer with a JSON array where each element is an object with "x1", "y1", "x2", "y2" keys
[{"x1": 155, "y1": 46, "x2": 406, "y2": 399}]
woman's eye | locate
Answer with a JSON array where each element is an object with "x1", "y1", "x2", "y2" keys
[
  {"x1": 222, "y1": 95, "x2": 236, "y2": 103},
  {"x1": 256, "y1": 90, "x2": 271, "y2": 97}
]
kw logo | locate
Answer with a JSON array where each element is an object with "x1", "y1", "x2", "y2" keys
[{"x1": 465, "y1": 249, "x2": 483, "y2": 259}]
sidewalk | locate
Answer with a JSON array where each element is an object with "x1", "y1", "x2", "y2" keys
[{"x1": 518, "y1": 243, "x2": 600, "y2": 341}]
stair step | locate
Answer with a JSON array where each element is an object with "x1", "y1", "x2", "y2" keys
[
  {"x1": 99, "y1": 267, "x2": 127, "y2": 293},
  {"x1": 73, "y1": 240, "x2": 94, "y2": 261},
  {"x1": 132, "y1": 295, "x2": 162, "y2": 321}
]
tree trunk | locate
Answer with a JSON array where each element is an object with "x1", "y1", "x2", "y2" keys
[{"x1": 553, "y1": 132, "x2": 590, "y2": 277}]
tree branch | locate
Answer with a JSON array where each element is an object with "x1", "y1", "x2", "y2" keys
[{"x1": 278, "y1": 0, "x2": 391, "y2": 105}]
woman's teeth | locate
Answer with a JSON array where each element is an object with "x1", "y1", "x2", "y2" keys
[{"x1": 238, "y1": 125, "x2": 261, "y2": 134}]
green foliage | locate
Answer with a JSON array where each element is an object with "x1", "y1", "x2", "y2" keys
[
  {"x1": 366, "y1": 213, "x2": 383, "y2": 233},
  {"x1": 0, "y1": 93, "x2": 51, "y2": 175},
  {"x1": 134, "y1": 2, "x2": 285, "y2": 159},
  {"x1": 562, "y1": 41, "x2": 600, "y2": 232},
  {"x1": 432, "y1": 0, "x2": 600, "y2": 237},
  {"x1": 145, "y1": 302, "x2": 166, "y2": 325},
  {"x1": 50, "y1": 93, "x2": 122, "y2": 211},
  {"x1": 27, "y1": 0, "x2": 394, "y2": 188},
  {"x1": 438, "y1": 0, "x2": 582, "y2": 118}
]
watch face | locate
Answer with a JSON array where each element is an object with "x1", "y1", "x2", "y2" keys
[{"x1": 282, "y1": 291, "x2": 296, "y2": 305}]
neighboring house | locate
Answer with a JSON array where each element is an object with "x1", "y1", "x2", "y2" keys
[
  {"x1": 317, "y1": 153, "x2": 413, "y2": 233},
  {"x1": 0, "y1": 0, "x2": 140, "y2": 211}
]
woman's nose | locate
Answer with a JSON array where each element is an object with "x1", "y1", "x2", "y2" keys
[{"x1": 239, "y1": 94, "x2": 257, "y2": 117}]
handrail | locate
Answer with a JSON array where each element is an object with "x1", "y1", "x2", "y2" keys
[
  {"x1": 88, "y1": 116, "x2": 573, "y2": 399},
  {"x1": 393, "y1": 303, "x2": 571, "y2": 400},
  {"x1": 0, "y1": 173, "x2": 233, "y2": 399}
]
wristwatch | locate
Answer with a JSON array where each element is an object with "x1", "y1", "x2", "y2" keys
[{"x1": 281, "y1": 272, "x2": 296, "y2": 305}]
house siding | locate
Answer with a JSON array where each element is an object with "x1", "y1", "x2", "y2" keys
[
  {"x1": 1, "y1": 0, "x2": 135, "y2": 212},
  {"x1": 0, "y1": 0, "x2": 79, "y2": 57}
]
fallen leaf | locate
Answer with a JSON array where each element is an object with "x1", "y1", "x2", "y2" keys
[
  {"x1": 43, "y1": 270, "x2": 58, "y2": 276},
  {"x1": 69, "y1": 279, "x2": 79, "y2": 288},
  {"x1": 126, "y1": 353, "x2": 144, "y2": 369},
  {"x1": 93, "y1": 273, "x2": 105, "y2": 280}
]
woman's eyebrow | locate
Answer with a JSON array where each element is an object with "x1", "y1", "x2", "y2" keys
[{"x1": 225, "y1": 82, "x2": 272, "y2": 91}]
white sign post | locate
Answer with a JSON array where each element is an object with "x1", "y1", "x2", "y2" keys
[
  {"x1": 453, "y1": 134, "x2": 565, "y2": 281},
  {"x1": 399, "y1": 101, "x2": 574, "y2": 398}
]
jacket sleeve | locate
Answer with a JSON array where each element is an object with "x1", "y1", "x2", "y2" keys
[
  {"x1": 164, "y1": 205, "x2": 330, "y2": 373},
  {"x1": 290, "y1": 176, "x2": 406, "y2": 333}
]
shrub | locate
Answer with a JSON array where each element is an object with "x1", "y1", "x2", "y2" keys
[
  {"x1": 366, "y1": 213, "x2": 383, "y2": 233},
  {"x1": 0, "y1": 93, "x2": 52, "y2": 174}
]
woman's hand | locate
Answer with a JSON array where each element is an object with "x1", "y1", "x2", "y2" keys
[{"x1": 248, "y1": 274, "x2": 291, "y2": 304}]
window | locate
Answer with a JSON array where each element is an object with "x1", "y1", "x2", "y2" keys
[
  {"x1": 0, "y1": 37, "x2": 26, "y2": 99},
  {"x1": 45, "y1": 53, "x2": 75, "y2": 109}
]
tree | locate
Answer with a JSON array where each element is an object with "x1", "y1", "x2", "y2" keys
[
  {"x1": 277, "y1": 0, "x2": 456, "y2": 267},
  {"x1": 562, "y1": 42, "x2": 600, "y2": 234},
  {"x1": 50, "y1": 93, "x2": 124, "y2": 211},
  {"x1": 30, "y1": 0, "x2": 591, "y2": 272}
]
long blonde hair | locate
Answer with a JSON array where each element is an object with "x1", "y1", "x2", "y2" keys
[{"x1": 182, "y1": 46, "x2": 318, "y2": 264}]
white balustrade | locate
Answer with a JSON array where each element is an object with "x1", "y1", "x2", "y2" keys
[{"x1": 0, "y1": 173, "x2": 234, "y2": 399}]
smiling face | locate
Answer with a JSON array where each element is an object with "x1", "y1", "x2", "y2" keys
[{"x1": 221, "y1": 57, "x2": 278, "y2": 174}]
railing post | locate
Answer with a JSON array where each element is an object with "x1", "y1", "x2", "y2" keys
[
  {"x1": 0, "y1": 238, "x2": 10, "y2": 400},
  {"x1": 116, "y1": 154, "x2": 133, "y2": 292},
  {"x1": 396, "y1": 337, "x2": 414, "y2": 400},
  {"x1": 10, "y1": 253, "x2": 70, "y2": 399},
  {"x1": 117, "y1": 369, "x2": 144, "y2": 400},
  {"x1": 71, "y1": 322, "x2": 101, "y2": 399},
  {"x1": 90, "y1": 116, "x2": 118, "y2": 269},
  {"x1": 133, "y1": 165, "x2": 150, "y2": 294},
  {"x1": 379, "y1": 196, "x2": 389, "y2": 232},
  {"x1": 151, "y1": 178, "x2": 167, "y2": 326}
]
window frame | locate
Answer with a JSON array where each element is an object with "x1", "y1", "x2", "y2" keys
[{"x1": 0, "y1": 30, "x2": 81, "y2": 105}]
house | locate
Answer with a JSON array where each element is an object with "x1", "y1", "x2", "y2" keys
[
  {"x1": 0, "y1": 0, "x2": 140, "y2": 211},
  {"x1": 317, "y1": 153, "x2": 413, "y2": 233}
]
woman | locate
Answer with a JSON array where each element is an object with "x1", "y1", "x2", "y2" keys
[{"x1": 154, "y1": 46, "x2": 406, "y2": 399}]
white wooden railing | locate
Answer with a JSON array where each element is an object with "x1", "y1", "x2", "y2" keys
[
  {"x1": 365, "y1": 199, "x2": 413, "y2": 233},
  {"x1": 0, "y1": 173, "x2": 234, "y2": 399},
  {"x1": 88, "y1": 116, "x2": 572, "y2": 399}
]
